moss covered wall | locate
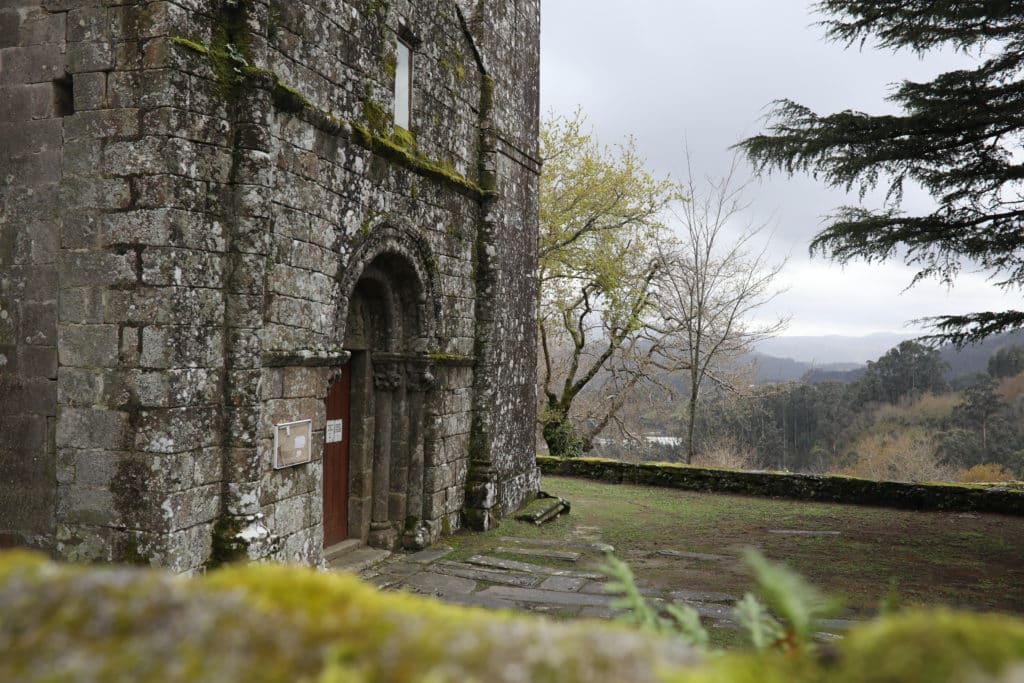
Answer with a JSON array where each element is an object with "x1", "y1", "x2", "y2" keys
[
  {"x1": 538, "y1": 456, "x2": 1024, "y2": 516},
  {"x1": 3, "y1": 551, "x2": 1024, "y2": 683}
]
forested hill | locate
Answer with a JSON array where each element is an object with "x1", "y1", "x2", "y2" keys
[{"x1": 749, "y1": 330, "x2": 1024, "y2": 385}]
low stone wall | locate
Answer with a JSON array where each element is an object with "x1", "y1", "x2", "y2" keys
[
  {"x1": 3, "y1": 551, "x2": 1024, "y2": 683},
  {"x1": 537, "y1": 456, "x2": 1024, "y2": 516}
]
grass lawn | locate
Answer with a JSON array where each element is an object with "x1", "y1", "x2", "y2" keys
[{"x1": 446, "y1": 475, "x2": 1024, "y2": 617}]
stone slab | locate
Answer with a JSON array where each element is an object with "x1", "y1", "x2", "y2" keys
[
  {"x1": 374, "y1": 562, "x2": 423, "y2": 577},
  {"x1": 465, "y1": 554, "x2": 604, "y2": 579},
  {"x1": 407, "y1": 545, "x2": 454, "y2": 563},
  {"x1": 539, "y1": 575, "x2": 589, "y2": 592},
  {"x1": 433, "y1": 561, "x2": 541, "y2": 588},
  {"x1": 767, "y1": 530, "x2": 841, "y2": 536},
  {"x1": 818, "y1": 618, "x2": 860, "y2": 631},
  {"x1": 500, "y1": 536, "x2": 614, "y2": 553},
  {"x1": 579, "y1": 605, "x2": 620, "y2": 619},
  {"x1": 439, "y1": 592, "x2": 522, "y2": 610},
  {"x1": 330, "y1": 547, "x2": 391, "y2": 573},
  {"x1": 656, "y1": 549, "x2": 729, "y2": 561},
  {"x1": 668, "y1": 589, "x2": 738, "y2": 604},
  {"x1": 684, "y1": 600, "x2": 735, "y2": 622},
  {"x1": 494, "y1": 546, "x2": 581, "y2": 562},
  {"x1": 476, "y1": 585, "x2": 615, "y2": 608},
  {"x1": 403, "y1": 571, "x2": 477, "y2": 596}
]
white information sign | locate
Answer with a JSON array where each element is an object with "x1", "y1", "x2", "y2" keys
[
  {"x1": 326, "y1": 419, "x2": 344, "y2": 444},
  {"x1": 273, "y1": 419, "x2": 313, "y2": 469}
]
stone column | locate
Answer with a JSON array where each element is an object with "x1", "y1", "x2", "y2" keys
[
  {"x1": 402, "y1": 360, "x2": 435, "y2": 549},
  {"x1": 368, "y1": 361, "x2": 401, "y2": 548}
]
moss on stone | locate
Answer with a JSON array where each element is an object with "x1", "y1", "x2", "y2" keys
[
  {"x1": 170, "y1": 36, "x2": 209, "y2": 55},
  {"x1": 271, "y1": 81, "x2": 314, "y2": 114},
  {"x1": 3, "y1": 553, "x2": 1024, "y2": 683},
  {"x1": 206, "y1": 515, "x2": 248, "y2": 570}
]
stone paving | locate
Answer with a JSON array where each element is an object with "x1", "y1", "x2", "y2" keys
[{"x1": 330, "y1": 527, "x2": 867, "y2": 637}]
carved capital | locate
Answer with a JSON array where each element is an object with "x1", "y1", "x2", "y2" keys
[
  {"x1": 406, "y1": 365, "x2": 435, "y2": 392},
  {"x1": 373, "y1": 364, "x2": 403, "y2": 391}
]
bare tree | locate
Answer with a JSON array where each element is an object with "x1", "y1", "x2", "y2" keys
[{"x1": 659, "y1": 153, "x2": 788, "y2": 463}]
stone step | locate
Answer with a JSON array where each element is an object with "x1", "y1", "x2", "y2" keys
[
  {"x1": 324, "y1": 539, "x2": 363, "y2": 564},
  {"x1": 328, "y1": 541, "x2": 391, "y2": 573}
]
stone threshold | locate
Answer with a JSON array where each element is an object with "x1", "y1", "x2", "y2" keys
[{"x1": 326, "y1": 540, "x2": 391, "y2": 572}]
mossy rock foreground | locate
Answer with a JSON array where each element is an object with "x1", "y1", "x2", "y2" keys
[{"x1": 2, "y1": 551, "x2": 1024, "y2": 682}]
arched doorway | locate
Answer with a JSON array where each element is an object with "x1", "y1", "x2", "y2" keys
[{"x1": 323, "y1": 244, "x2": 437, "y2": 551}]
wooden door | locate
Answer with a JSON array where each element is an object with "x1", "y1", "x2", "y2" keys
[{"x1": 323, "y1": 365, "x2": 351, "y2": 547}]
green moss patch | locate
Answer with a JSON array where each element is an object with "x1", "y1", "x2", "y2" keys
[{"x1": 3, "y1": 551, "x2": 1024, "y2": 682}]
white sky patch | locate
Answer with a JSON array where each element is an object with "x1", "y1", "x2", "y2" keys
[{"x1": 753, "y1": 261, "x2": 1022, "y2": 337}]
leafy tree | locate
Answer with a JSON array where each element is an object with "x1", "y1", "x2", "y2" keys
[
  {"x1": 855, "y1": 341, "x2": 948, "y2": 406},
  {"x1": 537, "y1": 111, "x2": 684, "y2": 456},
  {"x1": 988, "y1": 345, "x2": 1024, "y2": 378},
  {"x1": 738, "y1": 0, "x2": 1024, "y2": 345}
]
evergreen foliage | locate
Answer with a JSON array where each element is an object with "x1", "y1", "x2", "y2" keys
[
  {"x1": 988, "y1": 345, "x2": 1024, "y2": 378},
  {"x1": 738, "y1": 0, "x2": 1024, "y2": 345}
]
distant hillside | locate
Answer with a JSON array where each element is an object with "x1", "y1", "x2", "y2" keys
[
  {"x1": 940, "y1": 330, "x2": 1024, "y2": 379},
  {"x1": 748, "y1": 330, "x2": 1024, "y2": 385},
  {"x1": 755, "y1": 332, "x2": 915, "y2": 365},
  {"x1": 744, "y1": 352, "x2": 862, "y2": 384}
]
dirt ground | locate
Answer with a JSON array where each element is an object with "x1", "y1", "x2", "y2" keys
[{"x1": 446, "y1": 475, "x2": 1024, "y2": 617}]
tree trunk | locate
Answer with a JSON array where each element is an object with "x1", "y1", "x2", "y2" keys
[
  {"x1": 542, "y1": 401, "x2": 585, "y2": 458},
  {"x1": 686, "y1": 369, "x2": 699, "y2": 464}
]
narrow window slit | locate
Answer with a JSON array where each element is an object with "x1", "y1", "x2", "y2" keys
[{"x1": 53, "y1": 74, "x2": 74, "y2": 117}]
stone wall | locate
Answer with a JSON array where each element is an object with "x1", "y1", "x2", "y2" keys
[
  {"x1": 538, "y1": 456, "x2": 1024, "y2": 516},
  {"x1": 0, "y1": 1, "x2": 66, "y2": 551},
  {"x1": 0, "y1": 0, "x2": 541, "y2": 571}
]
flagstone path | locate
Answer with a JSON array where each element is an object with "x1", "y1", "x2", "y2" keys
[{"x1": 332, "y1": 530, "x2": 862, "y2": 635}]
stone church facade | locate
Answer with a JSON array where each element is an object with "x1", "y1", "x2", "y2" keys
[{"x1": 0, "y1": 0, "x2": 541, "y2": 571}]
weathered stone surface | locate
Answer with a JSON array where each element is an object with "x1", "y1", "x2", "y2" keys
[
  {"x1": 407, "y1": 545, "x2": 454, "y2": 564},
  {"x1": 495, "y1": 546, "x2": 581, "y2": 562},
  {"x1": 657, "y1": 549, "x2": 730, "y2": 561},
  {"x1": 539, "y1": 575, "x2": 589, "y2": 592},
  {"x1": 466, "y1": 554, "x2": 604, "y2": 579},
  {"x1": 403, "y1": 571, "x2": 477, "y2": 596},
  {"x1": 3, "y1": 0, "x2": 541, "y2": 573},
  {"x1": 433, "y1": 561, "x2": 542, "y2": 588},
  {"x1": 476, "y1": 585, "x2": 615, "y2": 608}
]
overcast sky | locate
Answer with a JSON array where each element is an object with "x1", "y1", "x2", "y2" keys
[{"x1": 540, "y1": 1, "x2": 1020, "y2": 337}]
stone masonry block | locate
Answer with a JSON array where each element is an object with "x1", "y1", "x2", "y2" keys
[
  {"x1": 63, "y1": 108, "x2": 139, "y2": 142},
  {"x1": 60, "y1": 251, "x2": 136, "y2": 288},
  {"x1": 56, "y1": 407, "x2": 130, "y2": 450},
  {"x1": 0, "y1": 45, "x2": 64, "y2": 85},
  {"x1": 57, "y1": 324, "x2": 118, "y2": 367},
  {"x1": 66, "y1": 40, "x2": 113, "y2": 72},
  {"x1": 0, "y1": 83, "x2": 55, "y2": 120},
  {"x1": 72, "y1": 70, "x2": 106, "y2": 110},
  {"x1": 18, "y1": 345, "x2": 58, "y2": 380},
  {"x1": 140, "y1": 325, "x2": 223, "y2": 369},
  {"x1": 0, "y1": 377, "x2": 56, "y2": 415},
  {"x1": 18, "y1": 8, "x2": 65, "y2": 46},
  {"x1": 20, "y1": 301, "x2": 56, "y2": 345}
]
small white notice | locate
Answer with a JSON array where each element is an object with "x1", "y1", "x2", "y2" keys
[
  {"x1": 326, "y1": 419, "x2": 344, "y2": 444},
  {"x1": 273, "y1": 419, "x2": 313, "y2": 469}
]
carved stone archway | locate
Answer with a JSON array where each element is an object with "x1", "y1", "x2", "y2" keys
[{"x1": 328, "y1": 221, "x2": 439, "y2": 550}]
